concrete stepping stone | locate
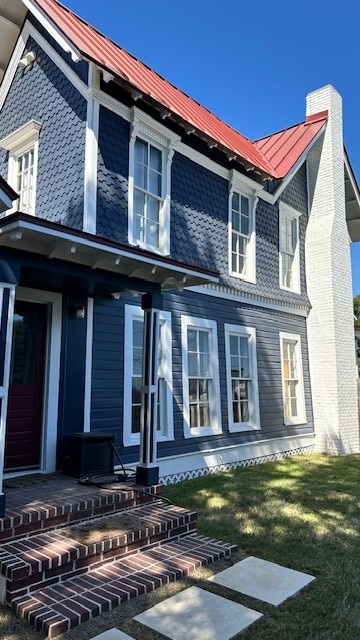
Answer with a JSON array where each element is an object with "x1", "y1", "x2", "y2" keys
[
  {"x1": 209, "y1": 556, "x2": 315, "y2": 606},
  {"x1": 134, "y1": 585, "x2": 262, "y2": 639},
  {"x1": 90, "y1": 630, "x2": 134, "y2": 640}
]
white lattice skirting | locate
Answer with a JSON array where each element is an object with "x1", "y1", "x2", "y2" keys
[{"x1": 160, "y1": 443, "x2": 315, "y2": 485}]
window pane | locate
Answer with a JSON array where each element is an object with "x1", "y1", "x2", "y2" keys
[
  {"x1": 190, "y1": 404, "x2": 198, "y2": 428},
  {"x1": 188, "y1": 353, "x2": 198, "y2": 377},
  {"x1": 241, "y1": 214, "x2": 249, "y2": 236},
  {"x1": 229, "y1": 334, "x2": 239, "y2": 356},
  {"x1": 199, "y1": 330, "x2": 209, "y2": 354},
  {"x1": 241, "y1": 195, "x2": 249, "y2": 216},
  {"x1": 232, "y1": 211, "x2": 240, "y2": 232},
  {"x1": 189, "y1": 378, "x2": 198, "y2": 402},
  {"x1": 241, "y1": 401, "x2": 249, "y2": 422},
  {"x1": 133, "y1": 319, "x2": 143, "y2": 348},
  {"x1": 134, "y1": 160, "x2": 146, "y2": 189},
  {"x1": 232, "y1": 192, "x2": 239, "y2": 211},
  {"x1": 199, "y1": 378, "x2": 209, "y2": 401},
  {"x1": 132, "y1": 405, "x2": 141, "y2": 433},
  {"x1": 199, "y1": 404, "x2": 209, "y2": 427},
  {"x1": 147, "y1": 196, "x2": 159, "y2": 223},
  {"x1": 199, "y1": 353, "x2": 210, "y2": 377},
  {"x1": 134, "y1": 138, "x2": 147, "y2": 164},
  {"x1": 187, "y1": 329, "x2": 197, "y2": 352},
  {"x1": 231, "y1": 355, "x2": 240, "y2": 377},
  {"x1": 150, "y1": 145, "x2": 162, "y2": 172},
  {"x1": 149, "y1": 169, "x2": 161, "y2": 196}
]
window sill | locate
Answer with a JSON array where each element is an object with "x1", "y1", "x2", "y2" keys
[
  {"x1": 229, "y1": 270, "x2": 256, "y2": 284},
  {"x1": 228, "y1": 422, "x2": 261, "y2": 433},
  {"x1": 129, "y1": 239, "x2": 169, "y2": 257},
  {"x1": 284, "y1": 417, "x2": 307, "y2": 426},
  {"x1": 184, "y1": 426, "x2": 222, "y2": 439}
]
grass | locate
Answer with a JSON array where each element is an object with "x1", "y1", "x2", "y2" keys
[{"x1": 0, "y1": 454, "x2": 359, "y2": 639}]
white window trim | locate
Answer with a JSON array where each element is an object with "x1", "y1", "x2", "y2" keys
[
  {"x1": 0, "y1": 120, "x2": 42, "y2": 216},
  {"x1": 228, "y1": 171, "x2": 257, "y2": 283},
  {"x1": 279, "y1": 202, "x2": 301, "y2": 294},
  {"x1": 181, "y1": 315, "x2": 222, "y2": 438},
  {"x1": 123, "y1": 304, "x2": 174, "y2": 447},
  {"x1": 224, "y1": 324, "x2": 260, "y2": 432},
  {"x1": 128, "y1": 107, "x2": 180, "y2": 256},
  {"x1": 279, "y1": 331, "x2": 307, "y2": 426}
]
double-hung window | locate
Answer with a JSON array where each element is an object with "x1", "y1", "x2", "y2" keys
[
  {"x1": 182, "y1": 316, "x2": 222, "y2": 438},
  {"x1": 229, "y1": 175, "x2": 257, "y2": 282},
  {"x1": 0, "y1": 120, "x2": 41, "y2": 216},
  {"x1": 280, "y1": 332, "x2": 306, "y2": 425},
  {"x1": 128, "y1": 109, "x2": 180, "y2": 255},
  {"x1": 225, "y1": 324, "x2": 260, "y2": 431},
  {"x1": 279, "y1": 203, "x2": 300, "y2": 293},
  {"x1": 123, "y1": 304, "x2": 173, "y2": 446}
]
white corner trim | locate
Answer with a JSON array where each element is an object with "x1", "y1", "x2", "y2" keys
[
  {"x1": 187, "y1": 284, "x2": 309, "y2": 316},
  {"x1": 83, "y1": 65, "x2": 99, "y2": 234},
  {"x1": 83, "y1": 297, "x2": 94, "y2": 433},
  {"x1": 22, "y1": 0, "x2": 81, "y2": 62}
]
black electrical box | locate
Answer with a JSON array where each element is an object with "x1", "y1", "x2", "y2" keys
[{"x1": 62, "y1": 432, "x2": 115, "y2": 478}]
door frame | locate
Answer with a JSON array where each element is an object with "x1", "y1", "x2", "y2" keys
[{"x1": 8, "y1": 287, "x2": 62, "y2": 474}]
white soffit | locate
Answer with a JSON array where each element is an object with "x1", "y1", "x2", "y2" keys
[{"x1": 0, "y1": 0, "x2": 26, "y2": 84}]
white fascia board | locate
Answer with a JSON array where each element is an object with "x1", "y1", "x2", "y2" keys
[
  {"x1": 0, "y1": 217, "x2": 219, "y2": 283},
  {"x1": 270, "y1": 125, "x2": 326, "y2": 203},
  {"x1": 21, "y1": 0, "x2": 81, "y2": 62},
  {"x1": 0, "y1": 190, "x2": 14, "y2": 212},
  {"x1": 344, "y1": 151, "x2": 360, "y2": 211},
  {"x1": 0, "y1": 20, "x2": 88, "y2": 112}
]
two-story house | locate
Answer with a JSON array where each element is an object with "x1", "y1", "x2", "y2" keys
[{"x1": 0, "y1": 0, "x2": 359, "y2": 516}]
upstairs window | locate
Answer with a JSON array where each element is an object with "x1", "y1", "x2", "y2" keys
[
  {"x1": 0, "y1": 120, "x2": 41, "y2": 216},
  {"x1": 279, "y1": 203, "x2": 300, "y2": 293},
  {"x1": 128, "y1": 109, "x2": 180, "y2": 255},
  {"x1": 229, "y1": 176, "x2": 257, "y2": 282},
  {"x1": 133, "y1": 138, "x2": 163, "y2": 250}
]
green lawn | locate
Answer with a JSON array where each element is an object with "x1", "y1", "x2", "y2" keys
[
  {"x1": 163, "y1": 454, "x2": 360, "y2": 640},
  {"x1": 1, "y1": 454, "x2": 359, "y2": 639}
]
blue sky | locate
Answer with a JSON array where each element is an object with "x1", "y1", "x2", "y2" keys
[{"x1": 64, "y1": 0, "x2": 360, "y2": 295}]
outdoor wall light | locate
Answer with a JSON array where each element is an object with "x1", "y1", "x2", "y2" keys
[{"x1": 71, "y1": 304, "x2": 86, "y2": 319}]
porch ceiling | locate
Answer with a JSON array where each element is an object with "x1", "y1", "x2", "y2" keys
[{"x1": 0, "y1": 213, "x2": 219, "y2": 291}]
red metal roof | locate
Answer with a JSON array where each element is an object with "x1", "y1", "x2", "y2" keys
[
  {"x1": 32, "y1": 0, "x2": 327, "y2": 179},
  {"x1": 255, "y1": 111, "x2": 328, "y2": 179}
]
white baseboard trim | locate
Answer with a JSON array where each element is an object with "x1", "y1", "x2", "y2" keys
[{"x1": 158, "y1": 433, "x2": 315, "y2": 484}]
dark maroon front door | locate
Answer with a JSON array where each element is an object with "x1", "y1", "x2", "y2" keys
[{"x1": 5, "y1": 301, "x2": 46, "y2": 471}]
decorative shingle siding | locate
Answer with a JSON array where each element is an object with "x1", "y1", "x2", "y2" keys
[
  {"x1": 28, "y1": 13, "x2": 89, "y2": 83},
  {"x1": 97, "y1": 107, "x2": 130, "y2": 243},
  {"x1": 0, "y1": 37, "x2": 86, "y2": 229},
  {"x1": 171, "y1": 151, "x2": 309, "y2": 307},
  {"x1": 90, "y1": 291, "x2": 314, "y2": 463}
]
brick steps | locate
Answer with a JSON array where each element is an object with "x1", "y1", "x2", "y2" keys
[
  {"x1": 12, "y1": 533, "x2": 237, "y2": 639},
  {"x1": 0, "y1": 484, "x2": 161, "y2": 543},
  {"x1": 0, "y1": 502, "x2": 197, "y2": 605}
]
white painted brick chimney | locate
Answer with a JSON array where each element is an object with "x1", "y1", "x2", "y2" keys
[{"x1": 306, "y1": 85, "x2": 359, "y2": 454}]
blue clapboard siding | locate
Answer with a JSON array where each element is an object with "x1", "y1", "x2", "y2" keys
[
  {"x1": 90, "y1": 290, "x2": 314, "y2": 463},
  {"x1": 0, "y1": 37, "x2": 86, "y2": 229}
]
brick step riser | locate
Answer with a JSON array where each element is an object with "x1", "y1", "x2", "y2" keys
[
  {"x1": 5, "y1": 518, "x2": 197, "y2": 604},
  {"x1": 12, "y1": 535, "x2": 237, "y2": 639},
  {"x1": 0, "y1": 492, "x2": 160, "y2": 544}
]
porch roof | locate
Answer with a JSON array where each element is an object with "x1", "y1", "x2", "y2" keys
[{"x1": 0, "y1": 212, "x2": 219, "y2": 292}]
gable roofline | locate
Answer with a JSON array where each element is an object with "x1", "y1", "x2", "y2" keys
[{"x1": 20, "y1": 0, "x2": 326, "y2": 181}]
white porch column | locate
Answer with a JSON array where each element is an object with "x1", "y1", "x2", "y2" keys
[
  {"x1": 136, "y1": 291, "x2": 162, "y2": 486},
  {"x1": 0, "y1": 284, "x2": 16, "y2": 515},
  {"x1": 306, "y1": 85, "x2": 359, "y2": 454}
]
